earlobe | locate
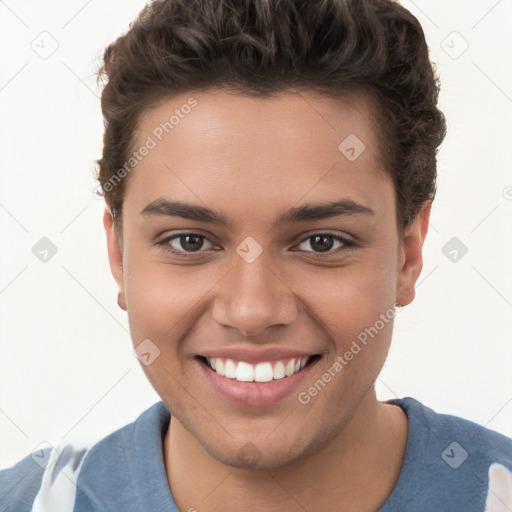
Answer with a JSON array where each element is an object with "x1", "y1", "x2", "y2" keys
[
  {"x1": 103, "y1": 206, "x2": 126, "y2": 308},
  {"x1": 395, "y1": 201, "x2": 432, "y2": 307},
  {"x1": 117, "y1": 292, "x2": 127, "y2": 311}
]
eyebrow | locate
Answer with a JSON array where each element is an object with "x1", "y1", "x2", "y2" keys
[{"x1": 140, "y1": 197, "x2": 374, "y2": 228}]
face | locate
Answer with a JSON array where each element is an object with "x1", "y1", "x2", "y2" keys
[{"x1": 104, "y1": 89, "x2": 428, "y2": 469}]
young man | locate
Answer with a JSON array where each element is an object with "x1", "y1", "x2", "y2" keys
[{"x1": 1, "y1": 0, "x2": 511, "y2": 510}]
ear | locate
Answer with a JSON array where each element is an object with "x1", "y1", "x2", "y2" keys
[
  {"x1": 103, "y1": 206, "x2": 126, "y2": 310},
  {"x1": 396, "y1": 201, "x2": 432, "y2": 307}
]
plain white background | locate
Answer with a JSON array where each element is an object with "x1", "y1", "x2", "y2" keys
[{"x1": 0, "y1": 0, "x2": 511, "y2": 469}]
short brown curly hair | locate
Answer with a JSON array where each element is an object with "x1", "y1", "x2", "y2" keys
[{"x1": 95, "y1": 0, "x2": 446, "y2": 240}]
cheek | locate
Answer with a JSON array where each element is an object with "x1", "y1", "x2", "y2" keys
[
  {"x1": 296, "y1": 252, "x2": 399, "y2": 405},
  {"x1": 122, "y1": 258, "x2": 205, "y2": 397},
  {"x1": 122, "y1": 250, "x2": 226, "y2": 352},
  {"x1": 122, "y1": 248, "x2": 190, "y2": 347},
  {"x1": 298, "y1": 248, "x2": 398, "y2": 342},
  {"x1": 294, "y1": 261, "x2": 398, "y2": 421}
]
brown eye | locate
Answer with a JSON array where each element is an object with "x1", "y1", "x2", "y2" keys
[
  {"x1": 176, "y1": 234, "x2": 205, "y2": 252},
  {"x1": 309, "y1": 235, "x2": 335, "y2": 252},
  {"x1": 295, "y1": 233, "x2": 355, "y2": 254},
  {"x1": 157, "y1": 233, "x2": 217, "y2": 255}
]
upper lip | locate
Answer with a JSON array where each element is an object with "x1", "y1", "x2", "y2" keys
[{"x1": 198, "y1": 347, "x2": 320, "y2": 364}]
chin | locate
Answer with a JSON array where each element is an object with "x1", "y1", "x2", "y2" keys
[
  {"x1": 204, "y1": 429, "x2": 328, "y2": 471},
  {"x1": 210, "y1": 445, "x2": 303, "y2": 471}
]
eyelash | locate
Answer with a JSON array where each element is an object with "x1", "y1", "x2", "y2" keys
[{"x1": 155, "y1": 231, "x2": 357, "y2": 257}]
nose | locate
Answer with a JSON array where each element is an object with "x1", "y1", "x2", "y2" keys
[{"x1": 211, "y1": 249, "x2": 298, "y2": 338}]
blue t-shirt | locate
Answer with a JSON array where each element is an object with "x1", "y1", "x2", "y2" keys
[{"x1": 1, "y1": 397, "x2": 512, "y2": 511}]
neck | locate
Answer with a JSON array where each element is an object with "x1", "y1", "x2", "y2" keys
[{"x1": 163, "y1": 390, "x2": 408, "y2": 512}]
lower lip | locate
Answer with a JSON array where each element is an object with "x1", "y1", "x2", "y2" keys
[{"x1": 197, "y1": 358, "x2": 318, "y2": 407}]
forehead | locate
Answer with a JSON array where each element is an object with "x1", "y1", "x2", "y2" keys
[
  {"x1": 135, "y1": 88, "x2": 380, "y2": 160},
  {"x1": 124, "y1": 89, "x2": 393, "y2": 227}
]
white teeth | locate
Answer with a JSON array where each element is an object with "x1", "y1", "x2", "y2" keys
[
  {"x1": 285, "y1": 359, "x2": 296, "y2": 377},
  {"x1": 215, "y1": 359, "x2": 225, "y2": 376},
  {"x1": 273, "y1": 361, "x2": 286, "y2": 379},
  {"x1": 254, "y1": 362, "x2": 273, "y2": 382},
  {"x1": 205, "y1": 356, "x2": 312, "y2": 382},
  {"x1": 224, "y1": 359, "x2": 237, "y2": 379},
  {"x1": 235, "y1": 361, "x2": 254, "y2": 382}
]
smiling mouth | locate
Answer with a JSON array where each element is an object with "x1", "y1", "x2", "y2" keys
[{"x1": 197, "y1": 355, "x2": 322, "y2": 383}]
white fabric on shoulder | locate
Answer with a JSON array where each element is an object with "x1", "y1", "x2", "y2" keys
[
  {"x1": 31, "y1": 444, "x2": 89, "y2": 512},
  {"x1": 484, "y1": 463, "x2": 512, "y2": 512}
]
